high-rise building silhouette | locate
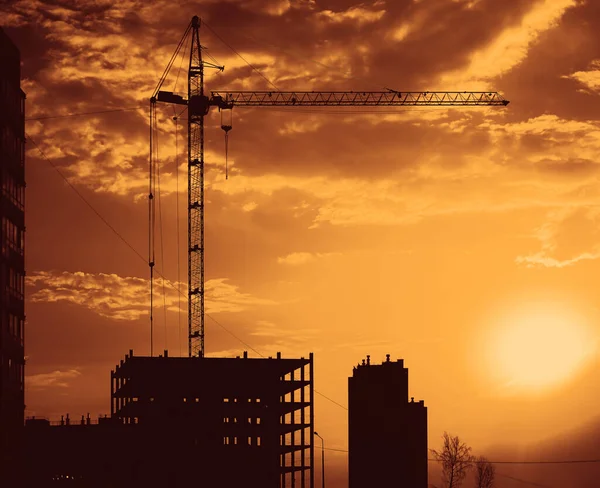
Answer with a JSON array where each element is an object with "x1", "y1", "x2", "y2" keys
[
  {"x1": 0, "y1": 26, "x2": 26, "y2": 487},
  {"x1": 348, "y1": 354, "x2": 427, "y2": 488}
]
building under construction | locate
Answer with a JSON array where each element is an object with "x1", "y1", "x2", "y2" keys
[
  {"x1": 0, "y1": 25, "x2": 26, "y2": 488},
  {"x1": 348, "y1": 354, "x2": 428, "y2": 488},
  {"x1": 25, "y1": 350, "x2": 315, "y2": 488}
]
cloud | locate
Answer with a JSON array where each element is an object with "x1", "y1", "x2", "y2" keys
[
  {"x1": 483, "y1": 114, "x2": 599, "y2": 137},
  {"x1": 249, "y1": 319, "x2": 318, "y2": 341},
  {"x1": 277, "y1": 251, "x2": 338, "y2": 265},
  {"x1": 210, "y1": 170, "x2": 430, "y2": 227},
  {"x1": 516, "y1": 250, "x2": 600, "y2": 268},
  {"x1": 242, "y1": 201, "x2": 258, "y2": 212},
  {"x1": 14, "y1": 0, "x2": 580, "y2": 229},
  {"x1": 480, "y1": 115, "x2": 600, "y2": 169},
  {"x1": 205, "y1": 348, "x2": 250, "y2": 359},
  {"x1": 441, "y1": 0, "x2": 577, "y2": 86},
  {"x1": 26, "y1": 271, "x2": 275, "y2": 320},
  {"x1": 278, "y1": 116, "x2": 324, "y2": 135},
  {"x1": 205, "y1": 320, "x2": 318, "y2": 359},
  {"x1": 515, "y1": 207, "x2": 600, "y2": 268},
  {"x1": 25, "y1": 113, "x2": 188, "y2": 200},
  {"x1": 207, "y1": 278, "x2": 276, "y2": 313},
  {"x1": 26, "y1": 369, "x2": 82, "y2": 389},
  {"x1": 318, "y1": 3, "x2": 386, "y2": 26},
  {"x1": 564, "y1": 60, "x2": 600, "y2": 93}
]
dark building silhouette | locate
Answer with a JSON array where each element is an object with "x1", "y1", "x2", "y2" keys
[
  {"x1": 348, "y1": 354, "x2": 427, "y2": 488},
  {"x1": 25, "y1": 350, "x2": 315, "y2": 488},
  {"x1": 0, "y1": 26, "x2": 26, "y2": 488}
]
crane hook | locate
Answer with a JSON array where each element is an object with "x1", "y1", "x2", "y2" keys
[{"x1": 220, "y1": 108, "x2": 232, "y2": 180}]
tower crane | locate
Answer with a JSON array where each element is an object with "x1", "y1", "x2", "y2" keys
[{"x1": 150, "y1": 15, "x2": 509, "y2": 359}]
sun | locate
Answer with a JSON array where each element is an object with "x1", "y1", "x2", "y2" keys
[{"x1": 483, "y1": 302, "x2": 596, "y2": 391}]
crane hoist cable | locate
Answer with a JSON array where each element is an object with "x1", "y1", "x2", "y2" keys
[
  {"x1": 171, "y1": 38, "x2": 187, "y2": 357},
  {"x1": 149, "y1": 20, "x2": 192, "y2": 356},
  {"x1": 151, "y1": 104, "x2": 180, "y2": 356},
  {"x1": 148, "y1": 101, "x2": 156, "y2": 357},
  {"x1": 155, "y1": 116, "x2": 168, "y2": 352},
  {"x1": 174, "y1": 113, "x2": 182, "y2": 356}
]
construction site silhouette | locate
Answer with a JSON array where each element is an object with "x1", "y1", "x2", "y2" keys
[
  {"x1": 25, "y1": 351, "x2": 314, "y2": 487},
  {"x1": 0, "y1": 12, "x2": 511, "y2": 488}
]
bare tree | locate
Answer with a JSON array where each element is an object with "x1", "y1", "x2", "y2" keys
[
  {"x1": 430, "y1": 432, "x2": 474, "y2": 488},
  {"x1": 474, "y1": 456, "x2": 495, "y2": 488}
]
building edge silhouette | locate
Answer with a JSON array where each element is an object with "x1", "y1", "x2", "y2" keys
[
  {"x1": 0, "y1": 25, "x2": 26, "y2": 488},
  {"x1": 348, "y1": 354, "x2": 428, "y2": 488}
]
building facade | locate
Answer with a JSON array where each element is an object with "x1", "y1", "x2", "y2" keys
[
  {"x1": 348, "y1": 354, "x2": 427, "y2": 488},
  {"x1": 26, "y1": 351, "x2": 315, "y2": 488},
  {"x1": 0, "y1": 26, "x2": 26, "y2": 487}
]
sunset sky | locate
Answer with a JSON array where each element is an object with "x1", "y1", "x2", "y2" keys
[{"x1": 3, "y1": 0, "x2": 600, "y2": 486}]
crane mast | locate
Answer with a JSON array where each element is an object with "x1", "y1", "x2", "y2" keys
[
  {"x1": 188, "y1": 16, "x2": 205, "y2": 358},
  {"x1": 151, "y1": 16, "x2": 509, "y2": 359}
]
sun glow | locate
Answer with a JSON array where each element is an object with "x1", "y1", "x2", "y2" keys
[{"x1": 483, "y1": 302, "x2": 596, "y2": 392}]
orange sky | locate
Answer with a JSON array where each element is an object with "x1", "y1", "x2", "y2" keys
[{"x1": 4, "y1": 0, "x2": 600, "y2": 486}]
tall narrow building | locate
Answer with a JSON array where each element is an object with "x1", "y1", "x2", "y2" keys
[
  {"x1": 348, "y1": 354, "x2": 427, "y2": 488},
  {"x1": 0, "y1": 26, "x2": 26, "y2": 487}
]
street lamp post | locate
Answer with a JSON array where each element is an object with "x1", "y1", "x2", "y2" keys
[{"x1": 314, "y1": 431, "x2": 325, "y2": 488}]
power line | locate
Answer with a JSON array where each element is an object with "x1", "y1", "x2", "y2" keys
[
  {"x1": 434, "y1": 458, "x2": 600, "y2": 466},
  {"x1": 27, "y1": 133, "x2": 600, "y2": 468},
  {"x1": 315, "y1": 449, "x2": 553, "y2": 488},
  {"x1": 435, "y1": 458, "x2": 600, "y2": 465},
  {"x1": 319, "y1": 446, "x2": 348, "y2": 453},
  {"x1": 314, "y1": 392, "x2": 348, "y2": 410},
  {"x1": 203, "y1": 312, "x2": 348, "y2": 408},
  {"x1": 29, "y1": 131, "x2": 348, "y2": 410},
  {"x1": 316, "y1": 448, "x2": 554, "y2": 488},
  {"x1": 26, "y1": 134, "x2": 146, "y2": 264},
  {"x1": 204, "y1": 312, "x2": 264, "y2": 358},
  {"x1": 496, "y1": 473, "x2": 553, "y2": 488},
  {"x1": 318, "y1": 445, "x2": 600, "y2": 466},
  {"x1": 22, "y1": 99, "x2": 452, "y2": 126},
  {"x1": 26, "y1": 107, "x2": 144, "y2": 121}
]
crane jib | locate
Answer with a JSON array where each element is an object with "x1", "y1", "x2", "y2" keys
[
  {"x1": 156, "y1": 90, "x2": 509, "y2": 110},
  {"x1": 209, "y1": 91, "x2": 510, "y2": 107}
]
